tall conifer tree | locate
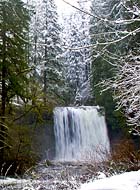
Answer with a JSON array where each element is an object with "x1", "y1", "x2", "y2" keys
[
  {"x1": 62, "y1": 2, "x2": 91, "y2": 105},
  {"x1": 29, "y1": 0, "x2": 64, "y2": 105},
  {"x1": 0, "y1": 0, "x2": 30, "y2": 159}
]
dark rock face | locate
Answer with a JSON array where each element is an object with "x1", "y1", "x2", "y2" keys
[
  {"x1": 33, "y1": 123, "x2": 55, "y2": 160},
  {"x1": 15, "y1": 110, "x2": 55, "y2": 160}
]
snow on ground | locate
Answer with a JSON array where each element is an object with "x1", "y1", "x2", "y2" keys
[
  {"x1": 0, "y1": 177, "x2": 29, "y2": 185},
  {"x1": 0, "y1": 178, "x2": 28, "y2": 185},
  {"x1": 0, "y1": 170, "x2": 140, "y2": 190},
  {"x1": 79, "y1": 170, "x2": 140, "y2": 190}
]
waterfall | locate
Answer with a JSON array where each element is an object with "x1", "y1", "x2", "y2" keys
[{"x1": 54, "y1": 106, "x2": 110, "y2": 161}]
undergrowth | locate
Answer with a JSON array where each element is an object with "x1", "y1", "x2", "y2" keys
[
  {"x1": 86, "y1": 138, "x2": 140, "y2": 177},
  {"x1": 0, "y1": 124, "x2": 39, "y2": 177}
]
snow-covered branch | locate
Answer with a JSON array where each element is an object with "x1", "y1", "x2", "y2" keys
[{"x1": 102, "y1": 56, "x2": 140, "y2": 133}]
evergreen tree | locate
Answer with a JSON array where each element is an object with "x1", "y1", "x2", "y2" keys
[
  {"x1": 103, "y1": 0, "x2": 140, "y2": 133},
  {"x1": 62, "y1": 3, "x2": 91, "y2": 105},
  {"x1": 90, "y1": 0, "x2": 126, "y2": 131},
  {"x1": 90, "y1": 0, "x2": 140, "y2": 134},
  {"x1": 29, "y1": 0, "x2": 64, "y2": 105},
  {"x1": 0, "y1": 0, "x2": 30, "y2": 159}
]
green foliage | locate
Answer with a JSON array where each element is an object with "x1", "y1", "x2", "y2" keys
[
  {"x1": 91, "y1": 55, "x2": 126, "y2": 130},
  {"x1": 0, "y1": 0, "x2": 34, "y2": 165},
  {"x1": 90, "y1": 0, "x2": 127, "y2": 131},
  {"x1": 0, "y1": 0, "x2": 30, "y2": 106},
  {"x1": 1, "y1": 124, "x2": 38, "y2": 175},
  {"x1": 29, "y1": 0, "x2": 65, "y2": 105}
]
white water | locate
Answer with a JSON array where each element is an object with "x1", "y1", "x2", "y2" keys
[{"x1": 54, "y1": 106, "x2": 110, "y2": 161}]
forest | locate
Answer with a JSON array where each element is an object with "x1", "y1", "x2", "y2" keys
[{"x1": 0, "y1": 0, "x2": 140, "y2": 189}]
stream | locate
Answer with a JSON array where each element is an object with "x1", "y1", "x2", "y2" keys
[{"x1": 0, "y1": 161, "x2": 95, "y2": 190}]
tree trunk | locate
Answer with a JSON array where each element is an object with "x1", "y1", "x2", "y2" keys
[
  {"x1": 44, "y1": 38, "x2": 47, "y2": 105},
  {"x1": 0, "y1": 3, "x2": 7, "y2": 161}
]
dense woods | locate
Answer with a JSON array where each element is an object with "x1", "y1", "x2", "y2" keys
[
  {"x1": 0, "y1": 0, "x2": 140, "y2": 176},
  {"x1": 0, "y1": 0, "x2": 31, "y2": 166}
]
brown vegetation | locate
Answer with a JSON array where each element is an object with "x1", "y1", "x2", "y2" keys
[
  {"x1": 86, "y1": 138, "x2": 140, "y2": 177},
  {"x1": 109, "y1": 139, "x2": 140, "y2": 172}
]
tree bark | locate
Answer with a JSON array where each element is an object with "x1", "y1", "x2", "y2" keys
[
  {"x1": 43, "y1": 25, "x2": 48, "y2": 105},
  {"x1": 0, "y1": 3, "x2": 7, "y2": 161}
]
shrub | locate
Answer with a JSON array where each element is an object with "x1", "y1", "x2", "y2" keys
[
  {"x1": 0, "y1": 124, "x2": 39, "y2": 176},
  {"x1": 109, "y1": 139, "x2": 140, "y2": 172},
  {"x1": 86, "y1": 139, "x2": 140, "y2": 177}
]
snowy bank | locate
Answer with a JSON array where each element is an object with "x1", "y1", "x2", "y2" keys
[
  {"x1": 0, "y1": 170, "x2": 140, "y2": 190},
  {"x1": 79, "y1": 170, "x2": 140, "y2": 190},
  {"x1": 0, "y1": 178, "x2": 28, "y2": 185}
]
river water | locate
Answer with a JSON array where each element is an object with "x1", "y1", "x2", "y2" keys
[{"x1": 0, "y1": 161, "x2": 97, "y2": 190}]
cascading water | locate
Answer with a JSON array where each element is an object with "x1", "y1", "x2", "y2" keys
[{"x1": 54, "y1": 106, "x2": 110, "y2": 161}]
